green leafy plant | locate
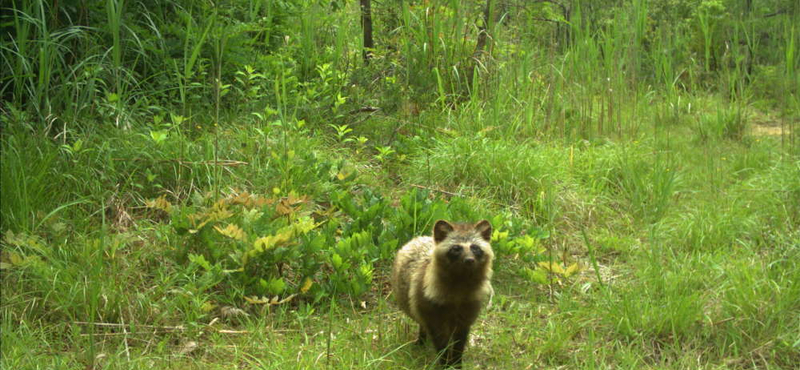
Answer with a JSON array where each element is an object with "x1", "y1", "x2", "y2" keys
[
  {"x1": 167, "y1": 191, "x2": 320, "y2": 300},
  {"x1": 329, "y1": 123, "x2": 354, "y2": 143},
  {"x1": 162, "y1": 185, "x2": 549, "y2": 305},
  {"x1": 374, "y1": 145, "x2": 396, "y2": 164}
]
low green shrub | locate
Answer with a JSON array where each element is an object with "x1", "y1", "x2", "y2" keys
[{"x1": 160, "y1": 185, "x2": 554, "y2": 306}]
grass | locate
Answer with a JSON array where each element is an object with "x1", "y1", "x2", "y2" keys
[
  {"x1": 4, "y1": 115, "x2": 796, "y2": 369},
  {"x1": 2, "y1": 0, "x2": 800, "y2": 369}
]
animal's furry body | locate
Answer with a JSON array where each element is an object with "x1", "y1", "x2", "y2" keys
[{"x1": 391, "y1": 220, "x2": 494, "y2": 368}]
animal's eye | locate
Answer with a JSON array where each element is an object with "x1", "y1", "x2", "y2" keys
[
  {"x1": 446, "y1": 245, "x2": 462, "y2": 261},
  {"x1": 470, "y1": 244, "x2": 484, "y2": 257}
]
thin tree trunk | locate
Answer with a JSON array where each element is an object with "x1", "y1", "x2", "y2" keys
[
  {"x1": 468, "y1": 0, "x2": 493, "y2": 88},
  {"x1": 473, "y1": 0, "x2": 493, "y2": 60},
  {"x1": 361, "y1": 0, "x2": 374, "y2": 64}
]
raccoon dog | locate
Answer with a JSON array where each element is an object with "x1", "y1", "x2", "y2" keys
[{"x1": 391, "y1": 220, "x2": 494, "y2": 368}]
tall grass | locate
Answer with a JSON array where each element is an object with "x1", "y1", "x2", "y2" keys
[
  {"x1": 0, "y1": 134, "x2": 59, "y2": 231},
  {"x1": 3, "y1": 1, "x2": 70, "y2": 124}
]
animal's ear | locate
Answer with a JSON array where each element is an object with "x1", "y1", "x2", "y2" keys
[
  {"x1": 433, "y1": 220, "x2": 455, "y2": 243},
  {"x1": 474, "y1": 220, "x2": 492, "y2": 242}
]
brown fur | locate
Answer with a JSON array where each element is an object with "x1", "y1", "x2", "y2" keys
[{"x1": 391, "y1": 220, "x2": 494, "y2": 368}]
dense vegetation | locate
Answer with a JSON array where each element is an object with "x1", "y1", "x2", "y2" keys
[{"x1": 2, "y1": 0, "x2": 798, "y2": 368}]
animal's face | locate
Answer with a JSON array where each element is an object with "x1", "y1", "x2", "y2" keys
[
  {"x1": 444, "y1": 242, "x2": 487, "y2": 265},
  {"x1": 432, "y1": 220, "x2": 494, "y2": 271}
]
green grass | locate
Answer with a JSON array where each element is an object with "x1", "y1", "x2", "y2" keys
[
  {"x1": 2, "y1": 1, "x2": 800, "y2": 369},
  {"x1": 3, "y1": 115, "x2": 797, "y2": 369}
]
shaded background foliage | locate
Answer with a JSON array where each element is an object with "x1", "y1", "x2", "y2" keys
[{"x1": 2, "y1": 0, "x2": 797, "y2": 130}]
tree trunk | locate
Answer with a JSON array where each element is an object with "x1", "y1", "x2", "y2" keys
[
  {"x1": 468, "y1": 0, "x2": 493, "y2": 89},
  {"x1": 361, "y1": 0, "x2": 374, "y2": 64},
  {"x1": 473, "y1": 0, "x2": 493, "y2": 60}
]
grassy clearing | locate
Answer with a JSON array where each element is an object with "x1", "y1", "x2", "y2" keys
[
  {"x1": 3, "y1": 111, "x2": 796, "y2": 369},
  {"x1": 2, "y1": 0, "x2": 800, "y2": 369}
]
